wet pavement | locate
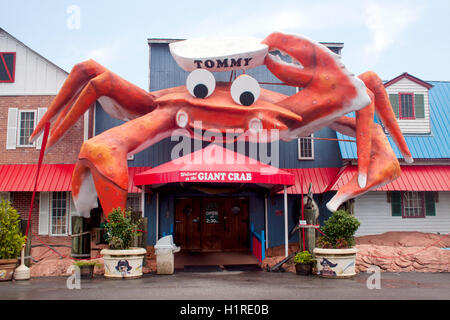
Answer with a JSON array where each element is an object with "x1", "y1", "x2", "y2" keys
[{"x1": 1, "y1": 271, "x2": 449, "y2": 300}]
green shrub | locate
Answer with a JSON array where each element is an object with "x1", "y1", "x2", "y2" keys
[
  {"x1": 0, "y1": 200, "x2": 26, "y2": 259},
  {"x1": 294, "y1": 251, "x2": 312, "y2": 264},
  {"x1": 72, "y1": 260, "x2": 102, "y2": 268},
  {"x1": 104, "y1": 207, "x2": 140, "y2": 250},
  {"x1": 319, "y1": 210, "x2": 360, "y2": 248}
]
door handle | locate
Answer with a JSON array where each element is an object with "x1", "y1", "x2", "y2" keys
[
  {"x1": 175, "y1": 220, "x2": 182, "y2": 224},
  {"x1": 192, "y1": 218, "x2": 199, "y2": 223}
]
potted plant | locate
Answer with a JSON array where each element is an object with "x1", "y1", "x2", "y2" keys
[
  {"x1": 0, "y1": 200, "x2": 26, "y2": 281},
  {"x1": 100, "y1": 208, "x2": 147, "y2": 279},
  {"x1": 313, "y1": 210, "x2": 360, "y2": 278},
  {"x1": 294, "y1": 251, "x2": 313, "y2": 276},
  {"x1": 72, "y1": 261, "x2": 103, "y2": 280}
]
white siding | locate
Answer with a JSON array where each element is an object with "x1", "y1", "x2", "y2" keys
[
  {"x1": 0, "y1": 30, "x2": 67, "y2": 95},
  {"x1": 385, "y1": 77, "x2": 430, "y2": 134},
  {"x1": 354, "y1": 191, "x2": 450, "y2": 236}
]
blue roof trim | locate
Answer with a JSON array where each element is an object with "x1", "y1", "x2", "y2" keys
[{"x1": 336, "y1": 81, "x2": 450, "y2": 159}]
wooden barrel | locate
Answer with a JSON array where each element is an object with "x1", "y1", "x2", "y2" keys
[{"x1": 71, "y1": 216, "x2": 91, "y2": 259}]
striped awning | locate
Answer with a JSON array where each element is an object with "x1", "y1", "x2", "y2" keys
[
  {"x1": 0, "y1": 164, "x2": 151, "y2": 193},
  {"x1": 329, "y1": 165, "x2": 450, "y2": 191}
]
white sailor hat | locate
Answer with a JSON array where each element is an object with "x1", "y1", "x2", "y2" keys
[{"x1": 169, "y1": 36, "x2": 269, "y2": 72}]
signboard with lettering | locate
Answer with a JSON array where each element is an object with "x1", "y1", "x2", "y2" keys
[
  {"x1": 180, "y1": 171, "x2": 253, "y2": 183},
  {"x1": 205, "y1": 210, "x2": 219, "y2": 224}
]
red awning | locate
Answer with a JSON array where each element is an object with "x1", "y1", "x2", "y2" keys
[
  {"x1": 0, "y1": 164, "x2": 151, "y2": 193},
  {"x1": 134, "y1": 144, "x2": 295, "y2": 191},
  {"x1": 279, "y1": 168, "x2": 341, "y2": 194},
  {"x1": 330, "y1": 165, "x2": 450, "y2": 191}
]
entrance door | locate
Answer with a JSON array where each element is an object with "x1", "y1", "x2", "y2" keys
[
  {"x1": 175, "y1": 197, "x2": 249, "y2": 252},
  {"x1": 222, "y1": 197, "x2": 249, "y2": 251},
  {"x1": 174, "y1": 198, "x2": 201, "y2": 251},
  {"x1": 201, "y1": 197, "x2": 223, "y2": 252}
]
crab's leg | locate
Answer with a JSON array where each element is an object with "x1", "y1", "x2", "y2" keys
[
  {"x1": 327, "y1": 116, "x2": 401, "y2": 212},
  {"x1": 359, "y1": 71, "x2": 413, "y2": 163},
  {"x1": 30, "y1": 60, "x2": 156, "y2": 150},
  {"x1": 72, "y1": 107, "x2": 178, "y2": 218},
  {"x1": 355, "y1": 89, "x2": 375, "y2": 188}
]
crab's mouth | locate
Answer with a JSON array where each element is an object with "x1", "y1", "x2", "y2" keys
[{"x1": 266, "y1": 49, "x2": 304, "y2": 71}]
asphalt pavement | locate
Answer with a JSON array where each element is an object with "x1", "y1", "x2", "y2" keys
[{"x1": 1, "y1": 270, "x2": 449, "y2": 300}]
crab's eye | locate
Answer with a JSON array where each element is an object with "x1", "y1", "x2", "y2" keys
[
  {"x1": 186, "y1": 69, "x2": 215, "y2": 99},
  {"x1": 231, "y1": 74, "x2": 260, "y2": 106}
]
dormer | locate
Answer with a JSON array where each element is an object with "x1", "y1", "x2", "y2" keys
[{"x1": 384, "y1": 72, "x2": 433, "y2": 134}]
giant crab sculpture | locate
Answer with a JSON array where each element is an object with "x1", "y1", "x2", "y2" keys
[{"x1": 30, "y1": 32, "x2": 412, "y2": 218}]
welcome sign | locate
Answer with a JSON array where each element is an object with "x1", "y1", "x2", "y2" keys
[{"x1": 180, "y1": 171, "x2": 253, "y2": 182}]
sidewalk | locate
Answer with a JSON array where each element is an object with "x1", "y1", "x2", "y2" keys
[{"x1": 1, "y1": 271, "x2": 449, "y2": 300}]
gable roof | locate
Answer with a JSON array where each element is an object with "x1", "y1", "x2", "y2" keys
[
  {"x1": 336, "y1": 80, "x2": 450, "y2": 160},
  {"x1": 0, "y1": 28, "x2": 68, "y2": 75},
  {"x1": 384, "y1": 72, "x2": 433, "y2": 89}
]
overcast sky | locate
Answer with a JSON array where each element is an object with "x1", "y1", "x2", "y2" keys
[{"x1": 1, "y1": 0, "x2": 449, "y2": 89}]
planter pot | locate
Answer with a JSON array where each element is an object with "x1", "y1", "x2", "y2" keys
[
  {"x1": 79, "y1": 265, "x2": 95, "y2": 280},
  {"x1": 100, "y1": 248, "x2": 147, "y2": 279},
  {"x1": 0, "y1": 259, "x2": 18, "y2": 281},
  {"x1": 295, "y1": 262, "x2": 313, "y2": 276},
  {"x1": 313, "y1": 248, "x2": 358, "y2": 278}
]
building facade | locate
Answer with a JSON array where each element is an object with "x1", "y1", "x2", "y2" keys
[
  {"x1": 0, "y1": 28, "x2": 89, "y2": 237},
  {"x1": 334, "y1": 73, "x2": 450, "y2": 236}
]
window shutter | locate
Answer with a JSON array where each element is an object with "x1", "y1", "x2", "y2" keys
[
  {"x1": 391, "y1": 191, "x2": 402, "y2": 216},
  {"x1": 6, "y1": 108, "x2": 18, "y2": 150},
  {"x1": 69, "y1": 193, "x2": 78, "y2": 235},
  {"x1": 389, "y1": 94, "x2": 399, "y2": 118},
  {"x1": 39, "y1": 192, "x2": 50, "y2": 235},
  {"x1": 414, "y1": 94, "x2": 425, "y2": 119},
  {"x1": 36, "y1": 108, "x2": 48, "y2": 149},
  {"x1": 425, "y1": 192, "x2": 436, "y2": 216}
]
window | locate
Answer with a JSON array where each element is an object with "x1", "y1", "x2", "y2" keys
[
  {"x1": 0, "y1": 192, "x2": 10, "y2": 202},
  {"x1": 126, "y1": 193, "x2": 141, "y2": 213},
  {"x1": 298, "y1": 134, "x2": 314, "y2": 160},
  {"x1": 399, "y1": 93, "x2": 415, "y2": 119},
  {"x1": 402, "y1": 191, "x2": 425, "y2": 218},
  {"x1": 50, "y1": 192, "x2": 69, "y2": 236},
  {"x1": 0, "y1": 52, "x2": 16, "y2": 83},
  {"x1": 389, "y1": 93, "x2": 425, "y2": 120},
  {"x1": 390, "y1": 191, "x2": 436, "y2": 218},
  {"x1": 17, "y1": 110, "x2": 36, "y2": 147}
]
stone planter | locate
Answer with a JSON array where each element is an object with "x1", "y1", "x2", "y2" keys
[
  {"x1": 0, "y1": 259, "x2": 18, "y2": 281},
  {"x1": 100, "y1": 248, "x2": 147, "y2": 279},
  {"x1": 313, "y1": 248, "x2": 358, "y2": 278}
]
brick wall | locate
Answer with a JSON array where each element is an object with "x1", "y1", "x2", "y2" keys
[
  {"x1": 11, "y1": 192, "x2": 40, "y2": 235},
  {"x1": 0, "y1": 95, "x2": 84, "y2": 164}
]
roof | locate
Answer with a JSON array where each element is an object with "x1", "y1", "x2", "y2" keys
[
  {"x1": 384, "y1": 72, "x2": 433, "y2": 89},
  {"x1": 330, "y1": 165, "x2": 450, "y2": 191},
  {"x1": 337, "y1": 80, "x2": 450, "y2": 160},
  {"x1": 279, "y1": 168, "x2": 341, "y2": 194},
  {"x1": 0, "y1": 28, "x2": 68, "y2": 75},
  {"x1": 0, "y1": 164, "x2": 151, "y2": 193},
  {"x1": 134, "y1": 144, "x2": 295, "y2": 191}
]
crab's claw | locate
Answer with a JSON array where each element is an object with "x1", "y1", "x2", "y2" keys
[
  {"x1": 30, "y1": 60, "x2": 156, "y2": 151},
  {"x1": 327, "y1": 117, "x2": 401, "y2": 211}
]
